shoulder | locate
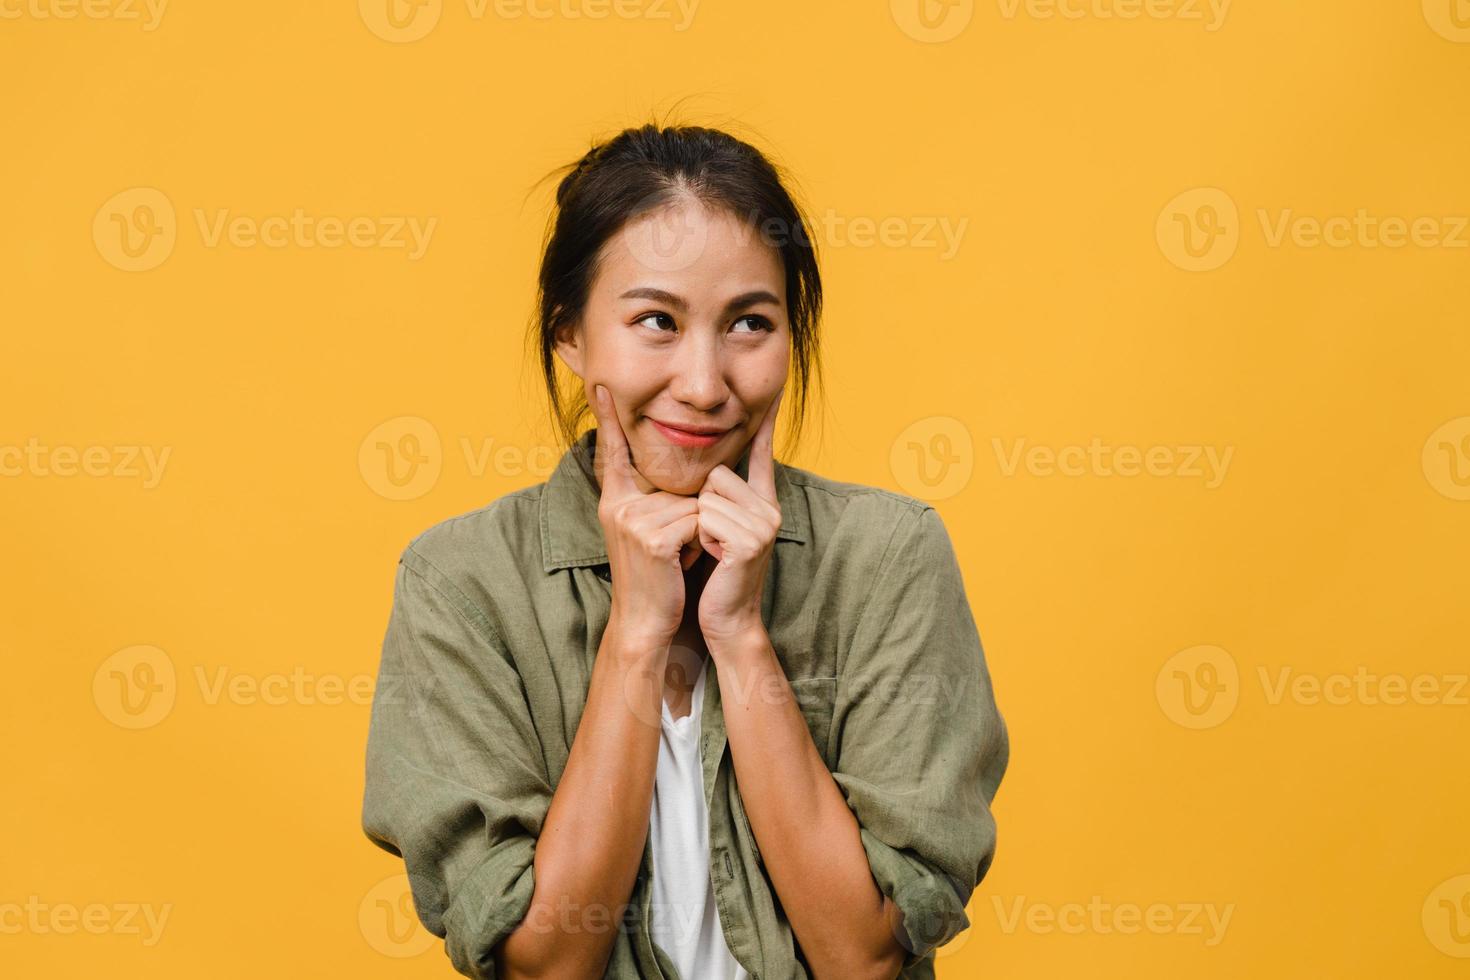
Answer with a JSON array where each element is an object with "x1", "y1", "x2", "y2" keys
[
  {"x1": 780, "y1": 459, "x2": 932, "y2": 512},
  {"x1": 394, "y1": 484, "x2": 546, "y2": 593},
  {"x1": 777, "y1": 460, "x2": 944, "y2": 551},
  {"x1": 383, "y1": 484, "x2": 551, "y2": 652}
]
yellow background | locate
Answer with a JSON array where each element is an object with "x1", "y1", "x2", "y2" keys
[{"x1": 3, "y1": 0, "x2": 1469, "y2": 977}]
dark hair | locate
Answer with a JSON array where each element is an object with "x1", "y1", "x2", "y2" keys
[{"x1": 530, "y1": 122, "x2": 824, "y2": 456}]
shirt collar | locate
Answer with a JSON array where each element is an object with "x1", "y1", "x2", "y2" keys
[{"x1": 539, "y1": 427, "x2": 810, "y2": 573}]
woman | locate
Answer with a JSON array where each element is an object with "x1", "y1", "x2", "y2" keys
[{"x1": 361, "y1": 123, "x2": 1008, "y2": 979}]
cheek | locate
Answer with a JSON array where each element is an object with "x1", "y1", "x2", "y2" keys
[
  {"x1": 583, "y1": 330, "x2": 659, "y2": 394},
  {"x1": 592, "y1": 326, "x2": 657, "y2": 374},
  {"x1": 736, "y1": 349, "x2": 791, "y2": 402},
  {"x1": 590, "y1": 365, "x2": 663, "y2": 429}
]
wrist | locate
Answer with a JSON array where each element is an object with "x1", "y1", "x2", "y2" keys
[
  {"x1": 603, "y1": 614, "x2": 674, "y2": 663},
  {"x1": 702, "y1": 619, "x2": 769, "y2": 658}
]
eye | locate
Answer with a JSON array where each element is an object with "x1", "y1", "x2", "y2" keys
[
  {"x1": 732, "y1": 315, "x2": 775, "y2": 334},
  {"x1": 635, "y1": 312, "x2": 676, "y2": 333}
]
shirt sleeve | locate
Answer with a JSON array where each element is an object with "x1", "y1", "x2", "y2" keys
[
  {"x1": 829, "y1": 504, "x2": 1009, "y2": 972},
  {"x1": 361, "y1": 545, "x2": 553, "y2": 980}
]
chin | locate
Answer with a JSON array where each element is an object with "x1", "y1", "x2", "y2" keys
[
  {"x1": 651, "y1": 459, "x2": 716, "y2": 496},
  {"x1": 652, "y1": 475, "x2": 705, "y2": 496},
  {"x1": 632, "y1": 441, "x2": 720, "y2": 495}
]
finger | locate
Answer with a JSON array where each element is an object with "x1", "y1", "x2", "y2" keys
[
  {"x1": 587, "y1": 383, "x2": 638, "y2": 497},
  {"x1": 696, "y1": 504, "x2": 760, "y2": 564},
  {"x1": 628, "y1": 490, "x2": 700, "y2": 519},
  {"x1": 661, "y1": 500, "x2": 702, "y2": 570},
  {"x1": 697, "y1": 511, "x2": 722, "y2": 563},
  {"x1": 746, "y1": 386, "x2": 783, "y2": 504},
  {"x1": 653, "y1": 512, "x2": 701, "y2": 566},
  {"x1": 698, "y1": 485, "x2": 766, "y2": 537},
  {"x1": 702, "y1": 466, "x2": 781, "y2": 528},
  {"x1": 680, "y1": 535, "x2": 704, "y2": 571}
]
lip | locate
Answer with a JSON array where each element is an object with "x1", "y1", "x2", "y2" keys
[{"x1": 648, "y1": 418, "x2": 731, "y2": 448}]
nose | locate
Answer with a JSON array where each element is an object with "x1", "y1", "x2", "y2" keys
[{"x1": 667, "y1": 331, "x2": 729, "y2": 411}]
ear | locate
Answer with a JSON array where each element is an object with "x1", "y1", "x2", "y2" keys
[{"x1": 552, "y1": 316, "x2": 584, "y2": 379}]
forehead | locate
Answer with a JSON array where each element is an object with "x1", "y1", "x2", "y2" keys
[{"x1": 591, "y1": 198, "x2": 786, "y2": 302}]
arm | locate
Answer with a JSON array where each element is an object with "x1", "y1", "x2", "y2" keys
[
  {"x1": 495, "y1": 614, "x2": 669, "y2": 977},
  {"x1": 713, "y1": 504, "x2": 1008, "y2": 978},
  {"x1": 362, "y1": 547, "x2": 671, "y2": 980},
  {"x1": 710, "y1": 629, "x2": 910, "y2": 980},
  {"x1": 828, "y1": 505, "x2": 1009, "y2": 974}
]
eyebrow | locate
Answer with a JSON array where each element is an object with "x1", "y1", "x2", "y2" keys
[{"x1": 618, "y1": 287, "x2": 781, "y2": 315}]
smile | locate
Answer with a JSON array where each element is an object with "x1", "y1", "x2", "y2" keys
[{"x1": 648, "y1": 418, "x2": 730, "y2": 448}]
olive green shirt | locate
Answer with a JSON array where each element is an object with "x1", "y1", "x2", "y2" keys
[{"x1": 361, "y1": 428, "x2": 1008, "y2": 979}]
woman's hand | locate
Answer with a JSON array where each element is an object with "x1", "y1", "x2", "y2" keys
[
  {"x1": 588, "y1": 383, "x2": 704, "y2": 648},
  {"x1": 696, "y1": 387, "x2": 785, "y2": 650}
]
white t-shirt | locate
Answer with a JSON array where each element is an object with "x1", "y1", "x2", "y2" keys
[{"x1": 648, "y1": 657, "x2": 751, "y2": 980}]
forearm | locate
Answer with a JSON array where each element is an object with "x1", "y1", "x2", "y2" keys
[
  {"x1": 710, "y1": 629, "x2": 905, "y2": 980},
  {"x1": 496, "y1": 618, "x2": 669, "y2": 978}
]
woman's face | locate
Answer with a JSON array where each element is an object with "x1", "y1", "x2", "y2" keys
[{"x1": 555, "y1": 197, "x2": 791, "y2": 496}]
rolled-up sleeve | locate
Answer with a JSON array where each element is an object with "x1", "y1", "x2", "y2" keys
[
  {"x1": 829, "y1": 504, "x2": 1009, "y2": 972},
  {"x1": 361, "y1": 545, "x2": 552, "y2": 980}
]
